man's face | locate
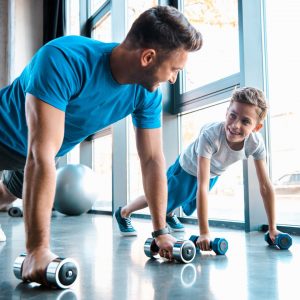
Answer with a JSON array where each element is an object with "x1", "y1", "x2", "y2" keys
[{"x1": 139, "y1": 48, "x2": 188, "y2": 92}]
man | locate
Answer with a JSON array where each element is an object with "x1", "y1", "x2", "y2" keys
[{"x1": 0, "y1": 5, "x2": 202, "y2": 284}]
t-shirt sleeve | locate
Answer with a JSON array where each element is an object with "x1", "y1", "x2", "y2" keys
[
  {"x1": 24, "y1": 45, "x2": 79, "y2": 112},
  {"x1": 197, "y1": 131, "x2": 215, "y2": 159},
  {"x1": 131, "y1": 88, "x2": 162, "y2": 129},
  {"x1": 252, "y1": 134, "x2": 266, "y2": 160}
]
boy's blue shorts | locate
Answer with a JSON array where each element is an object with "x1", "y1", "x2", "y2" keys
[{"x1": 166, "y1": 156, "x2": 218, "y2": 216}]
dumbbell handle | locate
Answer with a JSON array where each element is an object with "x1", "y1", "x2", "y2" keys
[{"x1": 13, "y1": 254, "x2": 79, "y2": 289}]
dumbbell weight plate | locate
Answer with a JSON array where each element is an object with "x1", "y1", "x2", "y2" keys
[
  {"x1": 13, "y1": 254, "x2": 26, "y2": 280},
  {"x1": 144, "y1": 238, "x2": 160, "y2": 258},
  {"x1": 8, "y1": 207, "x2": 23, "y2": 217},
  {"x1": 264, "y1": 232, "x2": 273, "y2": 245},
  {"x1": 173, "y1": 240, "x2": 196, "y2": 263},
  {"x1": 211, "y1": 238, "x2": 228, "y2": 255},
  {"x1": 46, "y1": 257, "x2": 79, "y2": 289},
  {"x1": 276, "y1": 234, "x2": 292, "y2": 250}
]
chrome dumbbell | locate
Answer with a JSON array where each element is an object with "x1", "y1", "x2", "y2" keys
[
  {"x1": 144, "y1": 238, "x2": 196, "y2": 264},
  {"x1": 13, "y1": 254, "x2": 79, "y2": 289}
]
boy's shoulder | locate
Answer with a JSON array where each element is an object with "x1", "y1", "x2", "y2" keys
[{"x1": 199, "y1": 121, "x2": 224, "y2": 138}]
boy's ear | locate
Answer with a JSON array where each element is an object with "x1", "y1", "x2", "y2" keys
[
  {"x1": 140, "y1": 49, "x2": 156, "y2": 67},
  {"x1": 253, "y1": 123, "x2": 263, "y2": 132}
]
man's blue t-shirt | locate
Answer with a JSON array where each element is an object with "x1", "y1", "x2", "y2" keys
[{"x1": 0, "y1": 36, "x2": 162, "y2": 157}]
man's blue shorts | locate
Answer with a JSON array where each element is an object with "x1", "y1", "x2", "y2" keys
[{"x1": 166, "y1": 156, "x2": 218, "y2": 216}]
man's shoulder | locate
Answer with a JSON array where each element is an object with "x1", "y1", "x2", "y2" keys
[{"x1": 46, "y1": 36, "x2": 119, "y2": 55}]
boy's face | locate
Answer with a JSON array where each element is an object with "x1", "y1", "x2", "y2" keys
[
  {"x1": 225, "y1": 101, "x2": 262, "y2": 148},
  {"x1": 139, "y1": 48, "x2": 188, "y2": 92}
]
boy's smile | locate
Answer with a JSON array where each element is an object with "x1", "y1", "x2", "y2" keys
[{"x1": 225, "y1": 101, "x2": 262, "y2": 149}]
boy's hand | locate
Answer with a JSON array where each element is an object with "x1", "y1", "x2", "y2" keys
[
  {"x1": 268, "y1": 228, "x2": 281, "y2": 243},
  {"x1": 155, "y1": 234, "x2": 177, "y2": 260},
  {"x1": 197, "y1": 233, "x2": 211, "y2": 251}
]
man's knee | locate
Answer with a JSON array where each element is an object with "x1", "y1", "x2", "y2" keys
[{"x1": 0, "y1": 181, "x2": 17, "y2": 203}]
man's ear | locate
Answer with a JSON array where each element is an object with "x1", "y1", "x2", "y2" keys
[
  {"x1": 140, "y1": 49, "x2": 156, "y2": 67},
  {"x1": 253, "y1": 123, "x2": 263, "y2": 132}
]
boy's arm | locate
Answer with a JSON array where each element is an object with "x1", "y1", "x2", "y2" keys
[
  {"x1": 196, "y1": 156, "x2": 211, "y2": 250},
  {"x1": 254, "y1": 159, "x2": 280, "y2": 239}
]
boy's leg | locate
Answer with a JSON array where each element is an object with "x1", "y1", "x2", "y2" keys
[
  {"x1": 114, "y1": 195, "x2": 148, "y2": 236},
  {"x1": 120, "y1": 195, "x2": 148, "y2": 217}
]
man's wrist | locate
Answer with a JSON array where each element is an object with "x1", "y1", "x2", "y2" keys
[{"x1": 151, "y1": 226, "x2": 170, "y2": 238}]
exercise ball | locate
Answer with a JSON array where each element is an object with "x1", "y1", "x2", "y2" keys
[{"x1": 54, "y1": 164, "x2": 99, "y2": 216}]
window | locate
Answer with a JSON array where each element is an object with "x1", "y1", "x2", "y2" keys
[
  {"x1": 180, "y1": 101, "x2": 244, "y2": 221},
  {"x1": 127, "y1": 0, "x2": 158, "y2": 214},
  {"x1": 182, "y1": 0, "x2": 239, "y2": 92},
  {"x1": 127, "y1": 0, "x2": 158, "y2": 29},
  {"x1": 265, "y1": 0, "x2": 300, "y2": 226},
  {"x1": 90, "y1": 0, "x2": 107, "y2": 16},
  {"x1": 66, "y1": 0, "x2": 80, "y2": 35},
  {"x1": 91, "y1": 12, "x2": 112, "y2": 42},
  {"x1": 92, "y1": 134, "x2": 113, "y2": 211}
]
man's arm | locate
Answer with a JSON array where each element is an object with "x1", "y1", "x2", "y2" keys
[
  {"x1": 22, "y1": 93, "x2": 65, "y2": 284},
  {"x1": 135, "y1": 127, "x2": 175, "y2": 256},
  {"x1": 196, "y1": 156, "x2": 211, "y2": 250},
  {"x1": 254, "y1": 159, "x2": 280, "y2": 240}
]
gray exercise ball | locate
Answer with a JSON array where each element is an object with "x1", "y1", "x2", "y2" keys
[{"x1": 54, "y1": 164, "x2": 99, "y2": 216}]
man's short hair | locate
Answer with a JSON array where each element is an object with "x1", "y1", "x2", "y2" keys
[{"x1": 124, "y1": 5, "x2": 203, "y2": 53}]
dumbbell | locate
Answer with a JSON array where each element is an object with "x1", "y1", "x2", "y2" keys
[
  {"x1": 189, "y1": 235, "x2": 228, "y2": 255},
  {"x1": 144, "y1": 238, "x2": 196, "y2": 264},
  {"x1": 13, "y1": 254, "x2": 79, "y2": 289},
  {"x1": 8, "y1": 206, "x2": 23, "y2": 217},
  {"x1": 264, "y1": 232, "x2": 292, "y2": 250}
]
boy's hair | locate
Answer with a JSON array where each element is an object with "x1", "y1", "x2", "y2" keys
[
  {"x1": 230, "y1": 87, "x2": 268, "y2": 122},
  {"x1": 124, "y1": 5, "x2": 203, "y2": 54}
]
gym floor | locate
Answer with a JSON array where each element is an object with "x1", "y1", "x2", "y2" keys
[{"x1": 0, "y1": 212, "x2": 299, "y2": 300}]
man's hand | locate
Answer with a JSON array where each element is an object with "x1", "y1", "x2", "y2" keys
[
  {"x1": 197, "y1": 233, "x2": 211, "y2": 251},
  {"x1": 21, "y1": 247, "x2": 57, "y2": 286},
  {"x1": 155, "y1": 234, "x2": 177, "y2": 260}
]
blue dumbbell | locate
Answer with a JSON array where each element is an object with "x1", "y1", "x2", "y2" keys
[
  {"x1": 189, "y1": 235, "x2": 228, "y2": 255},
  {"x1": 264, "y1": 232, "x2": 292, "y2": 250}
]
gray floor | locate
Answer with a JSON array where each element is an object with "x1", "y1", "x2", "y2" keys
[{"x1": 0, "y1": 212, "x2": 299, "y2": 300}]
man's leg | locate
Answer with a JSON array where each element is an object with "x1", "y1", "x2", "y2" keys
[
  {"x1": 0, "y1": 170, "x2": 23, "y2": 211},
  {"x1": 0, "y1": 181, "x2": 18, "y2": 211}
]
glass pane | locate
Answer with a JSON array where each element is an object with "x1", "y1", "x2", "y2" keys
[
  {"x1": 90, "y1": 0, "x2": 107, "y2": 16},
  {"x1": 127, "y1": 0, "x2": 158, "y2": 31},
  {"x1": 92, "y1": 135, "x2": 112, "y2": 211},
  {"x1": 66, "y1": 0, "x2": 80, "y2": 35},
  {"x1": 183, "y1": 0, "x2": 239, "y2": 92},
  {"x1": 266, "y1": 0, "x2": 300, "y2": 225},
  {"x1": 180, "y1": 102, "x2": 244, "y2": 221},
  {"x1": 127, "y1": 0, "x2": 158, "y2": 215},
  {"x1": 91, "y1": 13, "x2": 112, "y2": 42},
  {"x1": 67, "y1": 144, "x2": 80, "y2": 164},
  {"x1": 128, "y1": 124, "x2": 150, "y2": 214}
]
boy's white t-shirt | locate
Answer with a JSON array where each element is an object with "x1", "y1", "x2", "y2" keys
[{"x1": 179, "y1": 121, "x2": 266, "y2": 177}]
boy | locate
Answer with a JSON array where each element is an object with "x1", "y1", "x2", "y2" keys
[{"x1": 115, "y1": 87, "x2": 281, "y2": 249}]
